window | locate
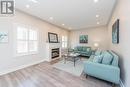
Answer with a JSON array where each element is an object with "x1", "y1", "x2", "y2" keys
[
  {"x1": 62, "y1": 36, "x2": 68, "y2": 48},
  {"x1": 16, "y1": 26, "x2": 38, "y2": 55}
]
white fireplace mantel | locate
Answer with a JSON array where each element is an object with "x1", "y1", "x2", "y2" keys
[{"x1": 46, "y1": 43, "x2": 61, "y2": 62}]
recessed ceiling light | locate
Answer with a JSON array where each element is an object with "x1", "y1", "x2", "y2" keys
[
  {"x1": 97, "y1": 22, "x2": 100, "y2": 24},
  {"x1": 62, "y1": 24, "x2": 65, "y2": 26},
  {"x1": 29, "y1": 0, "x2": 38, "y2": 3},
  {"x1": 49, "y1": 17, "x2": 53, "y2": 20},
  {"x1": 96, "y1": 15, "x2": 99, "y2": 18},
  {"x1": 26, "y1": 5, "x2": 30, "y2": 8},
  {"x1": 94, "y1": 0, "x2": 99, "y2": 3}
]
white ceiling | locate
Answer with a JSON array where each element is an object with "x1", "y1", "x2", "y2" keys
[{"x1": 15, "y1": 0, "x2": 116, "y2": 30}]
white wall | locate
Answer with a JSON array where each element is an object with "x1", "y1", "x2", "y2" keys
[
  {"x1": 108, "y1": 0, "x2": 130, "y2": 87},
  {"x1": 69, "y1": 26, "x2": 109, "y2": 50},
  {"x1": 0, "y1": 10, "x2": 69, "y2": 75}
]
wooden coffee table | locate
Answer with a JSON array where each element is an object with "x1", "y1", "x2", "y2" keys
[{"x1": 64, "y1": 53, "x2": 80, "y2": 67}]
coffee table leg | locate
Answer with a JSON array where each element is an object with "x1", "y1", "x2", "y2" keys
[
  {"x1": 74, "y1": 57, "x2": 75, "y2": 67},
  {"x1": 64, "y1": 57, "x2": 66, "y2": 64}
]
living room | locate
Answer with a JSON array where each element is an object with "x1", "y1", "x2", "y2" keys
[{"x1": 0, "y1": 0, "x2": 129, "y2": 87}]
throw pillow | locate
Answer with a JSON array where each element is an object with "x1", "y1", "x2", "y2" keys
[
  {"x1": 102, "y1": 51, "x2": 113, "y2": 65},
  {"x1": 87, "y1": 48, "x2": 90, "y2": 52},
  {"x1": 95, "y1": 50, "x2": 102, "y2": 55},
  {"x1": 93, "y1": 55, "x2": 103, "y2": 63}
]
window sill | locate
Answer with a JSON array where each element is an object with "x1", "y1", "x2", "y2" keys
[{"x1": 15, "y1": 52, "x2": 38, "y2": 57}]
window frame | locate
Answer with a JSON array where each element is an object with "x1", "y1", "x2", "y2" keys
[
  {"x1": 14, "y1": 24, "x2": 39, "y2": 56},
  {"x1": 61, "y1": 36, "x2": 68, "y2": 48}
]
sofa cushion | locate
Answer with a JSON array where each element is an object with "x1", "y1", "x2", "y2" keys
[
  {"x1": 74, "y1": 46, "x2": 92, "y2": 56},
  {"x1": 93, "y1": 55, "x2": 103, "y2": 63},
  {"x1": 80, "y1": 52, "x2": 88, "y2": 54},
  {"x1": 82, "y1": 47, "x2": 86, "y2": 51},
  {"x1": 109, "y1": 51, "x2": 119, "y2": 66},
  {"x1": 102, "y1": 51, "x2": 113, "y2": 65},
  {"x1": 77, "y1": 47, "x2": 83, "y2": 51},
  {"x1": 95, "y1": 50, "x2": 102, "y2": 55},
  {"x1": 86, "y1": 48, "x2": 91, "y2": 52}
]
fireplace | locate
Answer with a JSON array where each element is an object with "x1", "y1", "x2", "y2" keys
[{"x1": 51, "y1": 48, "x2": 59, "y2": 59}]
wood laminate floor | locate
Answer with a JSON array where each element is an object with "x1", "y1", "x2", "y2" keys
[{"x1": 0, "y1": 62, "x2": 113, "y2": 87}]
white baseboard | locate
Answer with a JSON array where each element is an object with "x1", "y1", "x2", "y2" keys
[
  {"x1": 0, "y1": 59, "x2": 45, "y2": 76},
  {"x1": 119, "y1": 79, "x2": 125, "y2": 87}
]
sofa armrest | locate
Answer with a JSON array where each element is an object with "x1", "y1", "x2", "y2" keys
[
  {"x1": 84, "y1": 61, "x2": 120, "y2": 84},
  {"x1": 88, "y1": 50, "x2": 92, "y2": 56}
]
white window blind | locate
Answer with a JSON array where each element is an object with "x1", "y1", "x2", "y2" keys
[
  {"x1": 62, "y1": 36, "x2": 68, "y2": 48},
  {"x1": 16, "y1": 26, "x2": 38, "y2": 55}
]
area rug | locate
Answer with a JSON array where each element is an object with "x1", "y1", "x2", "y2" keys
[{"x1": 53, "y1": 59, "x2": 87, "y2": 76}]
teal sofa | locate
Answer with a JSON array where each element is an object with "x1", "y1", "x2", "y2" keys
[
  {"x1": 83, "y1": 50, "x2": 120, "y2": 84},
  {"x1": 74, "y1": 46, "x2": 92, "y2": 57}
]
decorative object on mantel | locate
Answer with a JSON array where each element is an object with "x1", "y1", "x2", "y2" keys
[
  {"x1": 48, "y1": 32, "x2": 58, "y2": 43},
  {"x1": 79, "y1": 35, "x2": 88, "y2": 43},
  {"x1": 112, "y1": 19, "x2": 119, "y2": 44},
  {"x1": 0, "y1": 31, "x2": 8, "y2": 43}
]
